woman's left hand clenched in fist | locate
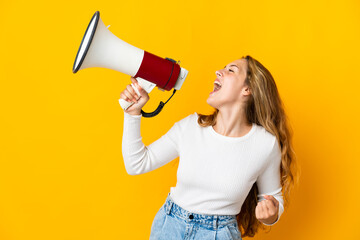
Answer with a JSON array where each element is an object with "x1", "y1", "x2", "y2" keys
[{"x1": 255, "y1": 195, "x2": 279, "y2": 225}]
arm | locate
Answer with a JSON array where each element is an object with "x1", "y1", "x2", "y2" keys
[
  {"x1": 120, "y1": 77, "x2": 180, "y2": 175},
  {"x1": 121, "y1": 112, "x2": 180, "y2": 175},
  {"x1": 256, "y1": 137, "x2": 284, "y2": 226}
]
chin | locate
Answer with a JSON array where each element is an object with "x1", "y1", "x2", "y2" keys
[{"x1": 206, "y1": 97, "x2": 218, "y2": 109}]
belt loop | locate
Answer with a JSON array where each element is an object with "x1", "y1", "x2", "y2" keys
[
  {"x1": 165, "y1": 196, "x2": 174, "y2": 215},
  {"x1": 213, "y1": 215, "x2": 218, "y2": 230}
]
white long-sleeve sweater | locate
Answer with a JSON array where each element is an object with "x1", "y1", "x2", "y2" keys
[{"x1": 122, "y1": 111, "x2": 284, "y2": 226}]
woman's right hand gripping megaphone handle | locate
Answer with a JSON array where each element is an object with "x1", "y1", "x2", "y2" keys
[{"x1": 119, "y1": 77, "x2": 150, "y2": 116}]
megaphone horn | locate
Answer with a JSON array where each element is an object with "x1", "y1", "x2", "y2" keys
[{"x1": 72, "y1": 11, "x2": 189, "y2": 117}]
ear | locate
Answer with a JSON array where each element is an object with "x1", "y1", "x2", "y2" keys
[{"x1": 243, "y1": 86, "x2": 251, "y2": 96}]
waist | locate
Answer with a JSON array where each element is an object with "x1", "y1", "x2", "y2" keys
[{"x1": 164, "y1": 193, "x2": 238, "y2": 230}]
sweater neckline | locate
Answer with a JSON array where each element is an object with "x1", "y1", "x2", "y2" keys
[{"x1": 208, "y1": 122, "x2": 257, "y2": 141}]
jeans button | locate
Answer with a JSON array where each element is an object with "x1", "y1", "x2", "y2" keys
[{"x1": 189, "y1": 214, "x2": 194, "y2": 219}]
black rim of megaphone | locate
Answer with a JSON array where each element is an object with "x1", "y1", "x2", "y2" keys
[{"x1": 72, "y1": 11, "x2": 100, "y2": 73}]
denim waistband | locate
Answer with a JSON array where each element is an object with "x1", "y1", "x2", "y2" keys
[{"x1": 163, "y1": 193, "x2": 238, "y2": 230}]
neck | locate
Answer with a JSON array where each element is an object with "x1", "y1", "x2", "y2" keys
[{"x1": 214, "y1": 106, "x2": 252, "y2": 137}]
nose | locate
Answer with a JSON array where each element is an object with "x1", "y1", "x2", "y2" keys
[{"x1": 216, "y1": 70, "x2": 222, "y2": 78}]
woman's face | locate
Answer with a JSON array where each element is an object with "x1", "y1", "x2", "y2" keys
[{"x1": 207, "y1": 58, "x2": 251, "y2": 109}]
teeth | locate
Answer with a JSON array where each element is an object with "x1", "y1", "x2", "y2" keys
[{"x1": 214, "y1": 80, "x2": 222, "y2": 88}]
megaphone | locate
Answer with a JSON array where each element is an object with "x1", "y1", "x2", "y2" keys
[{"x1": 72, "y1": 11, "x2": 188, "y2": 117}]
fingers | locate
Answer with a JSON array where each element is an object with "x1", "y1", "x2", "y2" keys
[
  {"x1": 264, "y1": 195, "x2": 279, "y2": 208},
  {"x1": 255, "y1": 201, "x2": 262, "y2": 217},
  {"x1": 130, "y1": 76, "x2": 138, "y2": 84},
  {"x1": 130, "y1": 77, "x2": 148, "y2": 96},
  {"x1": 263, "y1": 200, "x2": 271, "y2": 213},
  {"x1": 130, "y1": 77, "x2": 141, "y2": 93},
  {"x1": 255, "y1": 203, "x2": 260, "y2": 217},
  {"x1": 264, "y1": 196, "x2": 278, "y2": 216},
  {"x1": 256, "y1": 201, "x2": 269, "y2": 221},
  {"x1": 127, "y1": 84, "x2": 141, "y2": 102},
  {"x1": 120, "y1": 92, "x2": 133, "y2": 103},
  {"x1": 255, "y1": 197, "x2": 278, "y2": 221},
  {"x1": 120, "y1": 77, "x2": 150, "y2": 112},
  {"x1": 260, "y1": 200, "x2": 269, "y2": 213},
  {"x1": 120, "y1": 85, "x2": 140, "y2": 103},
  {"x1": 255, "y1": 200, "x2": 278, "y2": 225},
  {"x1": 256, "y1": 201, "x2": 267, "y2": 220}
]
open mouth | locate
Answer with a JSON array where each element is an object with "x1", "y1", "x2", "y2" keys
[{"x1": 211, "y1": 80, "x2": 222, "y2": 94}]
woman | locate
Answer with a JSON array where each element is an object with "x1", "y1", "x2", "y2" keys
[{"x1": 120, "y1": 55, "x2": 299, "y2": 239}]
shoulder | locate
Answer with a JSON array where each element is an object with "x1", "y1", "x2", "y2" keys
[
  {"x1": 165, "y1": 113, "x2": 198, "y2": 138},
  {"x1": 254, "y1": 124, "x2": 279, "y2": 153},
  {"x1": 173, "y1": 112, "x2": 198, "y2": 128}
]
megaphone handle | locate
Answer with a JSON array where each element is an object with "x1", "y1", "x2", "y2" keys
[{"x1": 119, "y1": 78, "x2": 156, "y2": 111}]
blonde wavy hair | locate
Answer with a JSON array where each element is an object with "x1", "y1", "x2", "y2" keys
[{"x1": 197, "y1": 55, "x2": 300, "y2": 237}]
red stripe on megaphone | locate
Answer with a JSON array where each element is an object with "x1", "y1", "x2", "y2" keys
[{"x1": 134, "y1": 51, "x2": 181, "y2": 91}]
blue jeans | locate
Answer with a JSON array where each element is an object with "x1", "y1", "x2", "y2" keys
[{"x1": 149, "y1": 193, "x2": 242, "y2": 240}]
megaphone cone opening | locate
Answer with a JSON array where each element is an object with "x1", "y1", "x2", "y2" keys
[{"x1": 72, "y1": 11, "x2": 100, "y2": 73}]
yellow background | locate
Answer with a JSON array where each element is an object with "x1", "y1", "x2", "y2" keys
[{"x1": 0, "y1": 0, "x2": 359, "y2": 239}]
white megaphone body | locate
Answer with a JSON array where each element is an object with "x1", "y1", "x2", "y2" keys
[{"x1": 72, "y1": 11, "x2": 188, "y2": 117}]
